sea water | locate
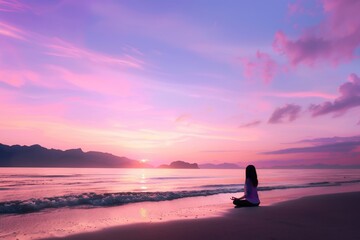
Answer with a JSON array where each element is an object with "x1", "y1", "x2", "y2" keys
[
  {"x1": 1, "y1": 167, "x2": 359, "y2": 214},
  {"x1": 1, "y1": 168, "x2": 360, "y2": 239}
]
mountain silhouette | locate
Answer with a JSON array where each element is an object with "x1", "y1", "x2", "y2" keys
[{"x1": 0, "y1": 143, "x2": 150, "y2": 168}]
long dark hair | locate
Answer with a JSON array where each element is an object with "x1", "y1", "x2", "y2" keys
[{"x1": 246, "y1": 165, "x2": 258, "y2": 187}]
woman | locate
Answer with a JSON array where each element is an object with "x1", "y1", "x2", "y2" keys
[{"x1": 231, "y1": 165, "x2": 260, "y2": 207}]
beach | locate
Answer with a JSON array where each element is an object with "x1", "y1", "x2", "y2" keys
[
  {"x1": 43, "y1": 191, "x2": 360, "y2": 240},
  {"x1": 1, "y1": 168, "x2": 360, "y2": 240}
]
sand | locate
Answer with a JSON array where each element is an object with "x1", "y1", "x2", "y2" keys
[{"x1": 43, "y1": 191, "x2": 360, "y2": 240}]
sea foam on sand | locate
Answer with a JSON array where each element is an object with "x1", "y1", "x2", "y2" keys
[{"x1": 42, "y1": 191, "x2": 360, "y2": 240}]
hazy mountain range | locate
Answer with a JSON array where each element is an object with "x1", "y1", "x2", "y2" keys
[
  {"x1": 0, "y1": 143, "x2": 149, "y2": 168},
  {"x1": 1, "y1": 143, "x2": 358, "y2": 169},
  {"x1": 0, "y1": 143, "x2": 198, "y2": 169}
]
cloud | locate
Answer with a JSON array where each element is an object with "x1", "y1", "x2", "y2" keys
[
  {"x1": 265, "y1": 91, "x2": 336, "y2": 99},
  {"x1": 0, "y1": 21, "x2": 144, "y2": 70},
  {"x1": 45, "y1": 38, "x2": 143, "y2": 69},
  {"x1": 0, "y1": 0, "x2": 29, "y2": 12},
  {"x1": 240, "y1": 51, "x2": 279, "y2": 83},
  {"x1": 239, "y1": 120, "x2": 261, "y2": 128},
  {"x1": 175, "y1": 114, "x2": 191, "y2": 124},
  {"x1": 288, "y1": 1, "x2": 310, "y2": 15},
  {"x1": 0, "y1": 21, "x2": 145, "y2": 95},
  {"x1": 268, "y1": 104, "x2": 301, "y2": 124},
  {"x1": 0, "y1": 21, "x2": 26, "y2": 40},
  {"x1": 297, "y1": 135, "x2": 360, "y2": 145},
  {"x1": 43, "y1": 65, "x2": 134, "y2": 96},
  {"x1": 273, "y1": 0, "x2": 360, "y2": 66},
  {"x1": 310, "y1": 73, "x2": 360, "y2": 117},
  {"x1": 262, "y1": 136, "x2": 360, "y2": 166},
  {"x1": 0, "y1": 69, "x2": 39, "y2": 87},
  {"x1": 262, "y1": 141, "x2": 360, "y2": 155},
  {"x1": 199, "y1": 150, "x2": 242, "y2": 153}
]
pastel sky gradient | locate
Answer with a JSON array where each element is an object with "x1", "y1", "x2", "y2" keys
[{"x1": 1, "y1": 0, "x2": 360, "y2": 167}]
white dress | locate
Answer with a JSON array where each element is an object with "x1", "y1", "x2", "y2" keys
[{"x1": 245, "y1": 178, "x2": 260, "y2": 204}]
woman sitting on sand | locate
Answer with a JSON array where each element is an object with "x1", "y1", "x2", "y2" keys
[{"x1": 231, "y1": 165, "x2": 260, "y2": 207}]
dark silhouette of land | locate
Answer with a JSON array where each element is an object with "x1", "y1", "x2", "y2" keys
[
  {"x1": 0, "y1": 143, "x2": 150, "y2": 168},
  {"x1": 265, "y1": 163, "x2": 360, "y2": 169},
  {"x1": 199, "y1": 163, "x2": 241, "y2": 169},
  {"x1": 1, "y1": 143, "x2": 358, "y2": 169},
  {"x1": 158, "y1": 161, "x2": 199, "y2": 169}
]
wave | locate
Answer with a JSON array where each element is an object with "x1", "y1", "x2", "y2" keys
[
  {"x1": 152, "y1": 176, "x2": 213, "y2": 180},
  {"x1": 4, "y1": 174, "x2": 83, "y2": 178},
  {"x1": 1, "y1": 179, "x2": 359, "y2": 214},
  {"x1": 0, "y1": 189, "x2": 240, "y2": 214},
  {"x1": 197, "y1": 184, "x2": 243, "y2": 188},
  {"x1": 337, "y1": 179, "x2": 360, "y2": 184},
  {"x1": 309, "y1": 181, "x2": 330, "y2": 185}
]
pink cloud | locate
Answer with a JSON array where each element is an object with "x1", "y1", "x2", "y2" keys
[
  {"x1": 175, "y1": 114, "x2": 192, "y2": 124},
  {"x1": 288, "y1": 1, "x2": 305, "y2": 15},
  {"x1": 122, "y1": 44, "x2": 145, "y2": 56},
  {"x1": 45, "y1": 38, "x2": 143, "y2": 69},
  {"x1": 274, "y1": 0, "x2": 360, "y2": 66},
  {"x1": 44, "y1": 65, "x2": 134, "y2": 96},
  {"x1": 266, "y1": 91, "x2": 336, "y2": 99},
  {"x1": 0, "y1": 87, "x2": 67, "y2": 119},
  {"x1": 273, "y1": 31, "x2": 331, "y2": 66},
  {"x1": 262, "y1": 135, "x2": 360, "y2": 165},
  {"x1": 0, "y1": 21, "x2": 26, "y2": 40},
  {"x1": 0, "y1": 21, "x2": 145, "y2": 96},
  {"x1": 297, "y1": 135, "x2": 360, "y2": 145},
  {"x1": 0, "y1": 69, "x2": 39, "y2": 87},
  {"x1": 0, "y1": 21, "x2": 145, "y2": 71},
  {"x1": 310, "y1": 73, "x2": 360, "y2": 117},
  {"x1": 268, "y1": 104, "x2": 302, "y2": 124},
  {"x1": 0, "y1": 0, "x2": 29, "y2": 12},
  {"x1": 239, "y1": 120, "x2": 261, "y2": 128},
  {"x1": 240, "y1": 51, "x2": 279, "y2": 83},
  {"x1": 287, "y1": 0, "x2": 316, "y2": 16}
]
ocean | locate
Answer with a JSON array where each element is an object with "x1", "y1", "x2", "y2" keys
[
  {"x1": 1, "y1": 167, "x2": 360, "y2": 239},
  {"x1": 1, "y1": 167, "x2": 360, "y2": 214}
]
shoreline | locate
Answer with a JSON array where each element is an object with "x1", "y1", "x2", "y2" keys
[
  {"x1": 43, "y1": 191, "x2": 360, "y2": 240},
  {"x1": 1, "y1": 184, "x2": 359, "y2": 239}
]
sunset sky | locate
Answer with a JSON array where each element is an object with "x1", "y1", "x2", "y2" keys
[{"x1": 1, "y1": 0, "x2": 359, "y2": 167}]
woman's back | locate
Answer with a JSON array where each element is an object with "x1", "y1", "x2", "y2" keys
[{"x1": 245, "y1": 178, "x2": 260, "y2": 204}]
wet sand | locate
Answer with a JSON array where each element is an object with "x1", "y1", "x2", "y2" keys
[{"x1": 44, "y1": 191, "x2": 360, "y2": 240}]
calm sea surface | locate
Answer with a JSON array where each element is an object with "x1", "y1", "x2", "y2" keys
[{"x1": 1, "y1": 168, "x2": 360, "y2": 214}]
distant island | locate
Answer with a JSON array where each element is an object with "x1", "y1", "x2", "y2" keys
[
  {"x1": 159, "y1": 161, "x2": 199, "y2": 169},
  {"x1": 265, "y1": 164, "x2": 360, "y2": 169},
  {"x1": 0, "y1": 143, "x2": 150, "y2": 168},
  {"x1": 199, "y1": 163, "x2": 241, "y2": 169}
]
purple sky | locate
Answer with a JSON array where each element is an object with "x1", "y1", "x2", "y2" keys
[{"x1": 1, "y1": 0, "x2": 360, "y2": 166}]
